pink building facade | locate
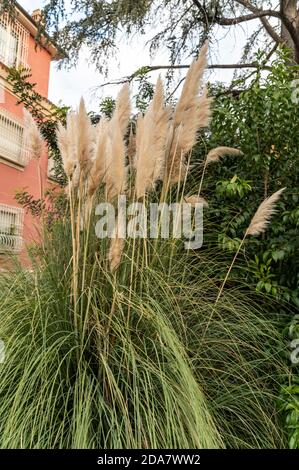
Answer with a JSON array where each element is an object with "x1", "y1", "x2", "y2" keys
[{"x1": 0, "y1": 4, "x2": 58, "y2": 264}]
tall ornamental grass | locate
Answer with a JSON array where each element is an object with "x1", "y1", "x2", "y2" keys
[{"x1": 0, "y1": 43, "x2": 288, "y2": 448}]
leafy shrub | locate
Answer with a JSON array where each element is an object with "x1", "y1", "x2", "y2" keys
[{"x1": 194, "y1": 52, "x2": 299, "y2": 308}]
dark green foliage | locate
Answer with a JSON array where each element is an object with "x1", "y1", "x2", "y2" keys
[
  {"x1": 196, "y1": 51, "x2": 299, "y2": 308},
  {"x1": 186, "y1": 53, "x2": 299, "y2": 446},
  {"x1": 0, "y1": 0, "x2": 16, "y2": 15},
  {"x1": 99, "y1": 96, "x2": 115, "y2": 119},
  {"x1": 279, "y1": 314, "x2": 299, "y2": 448}
]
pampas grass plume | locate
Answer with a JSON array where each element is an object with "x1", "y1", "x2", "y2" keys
[
  {"x1": 23, "y1": 109, "x2": 44, "y2": 160},
  {"x1": 77, "y1": 97, "x2": 94, "y2": 176},
  {"x1": 88, "y1": 118, "x2": 108, "y2": 196},
  {"x1": 184, "y1": 195, "x2": 209, "y2": 208},
  {"x1": 167, "y1": 42, "x2": 211, "y2": 183},
  {"x1": 206, "y1": 147, "x2": 243, "y2": 164},
  {"x1": 56, "y1": 122, "x2": 73, "y2": 177},
  {"x1": 114, "y1": 83, "x2": 131, "y2": 136},
  {"x1": 174, "y1": 41, "x2": 208, "y2": 127},
  {"x1": 247, "y1": 188, "x2": 286, "y2": 236},
  {"x1": 109, "y1": 216, "x2": 126, "y2": 271},
  {"x1": 215, "y1": 187, "x2": 286, "y2": 303},
  {"x1": 105, "y1": 116, "x2": 127, "y2": 201},
  {"x1": 135, "y1": 76, "x2": 170, "y2": 198}
]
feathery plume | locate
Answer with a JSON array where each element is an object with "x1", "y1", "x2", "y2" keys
[
  {"x1": 109, "y1": 216, "x2": 126, "y2": 272},
  {"x1": 23, "y1": 109, "x2": 44, "y2": 160},
  {"x1": 99, "y1": 84, "x2": 131, "y2": 200},
  {"x1": 184, "y1": 195, "x2": 209, "y2": 208},
  {"x1": 114, "y1": 83, "x2": 131, "y2": 136},
  {"x1": 166, "y1": 124, "x2": 186, "y2": 185},
  {"x1": 150, "y1": 78, "x2": 172, "y2": 183},
  {"x1": 173, "y1": 41, "x2": 208, "y2": 127},
  {"x1": 56, "y1": 122, "x2": 74, "y2": 177},
  {"x1": 196, "y1": 87, "x2": 213, "y2": 129},
  {"x1": 68, "y1": 113, "x2": 79, "y2": 174},
  {"x1": 247, "y1": 188, "x2": 286, "y2": 236},
  {"x1": 135, "y1": 76, "x2": 170, "y2": 198},
  {"x1": 206, "y1": 146, "x2": 243, "y2": 165},
  {"x1": 135, "y1": 110, "x2": 155, "y2": 198},
  {"x1": 77, "y1": 98, "x2": 94, "y2": 177},
  {"x1": 104, "y1": 116, "x2": 127, "y2": 201},
  {"x1": 71, "y1": 165, "x2": 80, "y2": 189},
  {"x1": 88, "y1": 117, "x2": 109, "y2": 196},
  {"x1": 215, "y1": 187, "x2": 286, "y2": 304},
  {"x1": 166, "y1": 42, "x2": 211, "y2": 183},
  {"x1": 176, "y1": 88, "x2": 213, "y2": 159},
  {"x1": 152, "y1": 104, "x2": 172, "y2": 184},
  {"x1": 57, "y1": 112, "x2": 80, "y2": 180}
]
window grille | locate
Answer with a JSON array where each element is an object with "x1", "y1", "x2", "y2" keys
[
  {"x1": 0, "y1": 204, "x2": 24, "y2": 253},
  {"x1": 0, "y1": 13, "x2": 29, "y2": 68},
  {"x1": 0, "y1": 107, "x2": 28, "y2": 165}
]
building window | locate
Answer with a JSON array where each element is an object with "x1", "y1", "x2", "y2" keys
[
  {"x1": 0, "y1": 14, "x2": 29, "y2": 68},
  {"x1": 0, "y1": 204, "x2": 24, "y2": 253},
  {"x1": 0, "y1": 107, "x2": 28, "y2": 165}
]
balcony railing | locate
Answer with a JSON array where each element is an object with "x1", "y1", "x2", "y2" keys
[
  {"x1": 0, "y1": 204, "x2": 24, "y2": 253},
  {"x1": 0, "y1": 107, "x2": 29, "y2": 165},
  {"x1": 0, "y1": 13, "x2": 29, "y2": 69}
]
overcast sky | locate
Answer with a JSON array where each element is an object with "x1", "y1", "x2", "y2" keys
[{"x1": 19, "y1": 0, "x2": 257, "y2": 112}]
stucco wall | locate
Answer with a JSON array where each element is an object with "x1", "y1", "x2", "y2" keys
[{"x1": 0, "y1": 30, "x2": 53, "y2": 265}]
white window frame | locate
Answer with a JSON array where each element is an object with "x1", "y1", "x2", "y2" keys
[
  {"x1": 0, "y1": 107, "x2": 29, "y2": 165},
  {"x1": 0, "y1": 204, "x2": 24, "y2": 253},
  {"x1": 0, "y1": 13, "x2": 29, "y2": 69}
]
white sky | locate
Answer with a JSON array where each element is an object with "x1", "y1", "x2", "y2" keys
[{"x1": 19, "y1": 0, "x2": 258, "y2": 112}]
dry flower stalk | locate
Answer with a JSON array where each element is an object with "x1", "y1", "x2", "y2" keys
[
  {"x1": 215, "y1": 188, "x2": 286, "y2": 304},
  {"x1": 104, "y1": 116, "x2": 127, "y2": 201},
  {"x1": 77, "y1": 98, "x2": 94, "y2": 178},
  {"x1": 206, "y1": 147, "x2": 243, "y2": 165},
  {"x1": 135, "y1": 76, "x2": 170, "y2": 198},
  {"x1": 166, "y1": 41, "x2": 211, "y2": 184},
  {"x1": 184, "y1": 195, "x2": 209, "y2": 208},
  {"x1": 23, "y1": 109, "x2": 44, "y2": 160},
  {"x1": 114, "y1": 83, "x2": 131, "y2": 136},
  {"x1": 246, "y1": 188, "x2": 286, "y2": 236},
  {"x1": 109, "y1": 216, "x2": 126, "y2": 272},
  {"x1": 88, "y1": 117, "x2": 108, "y2": 196}
]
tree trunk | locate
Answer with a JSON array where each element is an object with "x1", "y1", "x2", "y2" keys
[{"x1": 280, "y1": 0, "x2": 299, "y2": 63}]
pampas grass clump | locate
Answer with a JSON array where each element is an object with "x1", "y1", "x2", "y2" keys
[{"x1": 3, "y1": 42, "x2": 287, "y2": 450}]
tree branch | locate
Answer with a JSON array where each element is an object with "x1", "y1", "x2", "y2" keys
[
  {"x1": 217, "y1": 10, "x2": 283, "y2": 26},
  {"x1": 191, "y1": 0, "x2": 202, "y2": 11},
  {"x1": 259, "y1": 16, "x2": 284, "y2": 45},
  {"x1": 236, "y1": 0, "x2": 299, "y2": 51},
  {"x1": 151, "y1": 63, "x2": 271, "y2": 71},
  {"x1": 191, "y1": 0, "x2": 281, "y2": 26},
  {"x1": 100, "y1": 62, "x2": 272, "y2": 87}
]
